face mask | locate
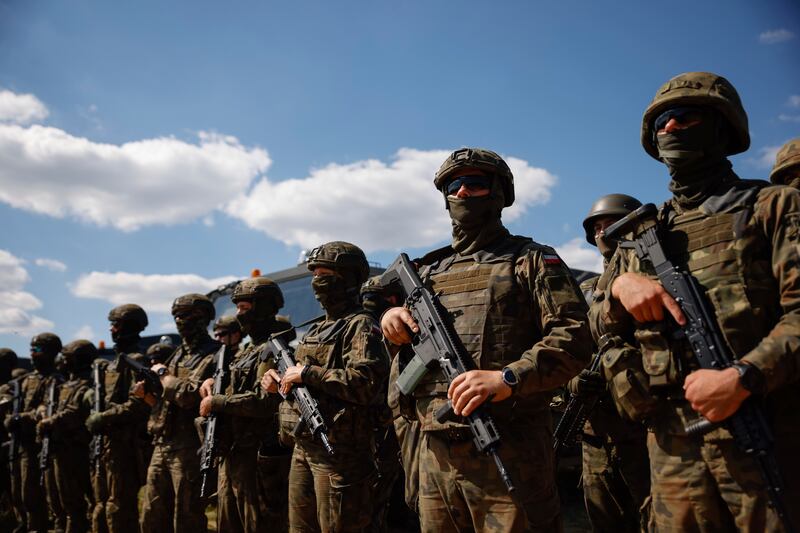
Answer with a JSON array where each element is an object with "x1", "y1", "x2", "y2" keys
[
  {"x1": 31, "y1": 352, "x2": 54, "y2": 373},
  {"x1": 174, "y1": 312, "x2": 209, "y2": 343},
  {"x1": 595, "y1": 235, "x2": 616, "y2": 260},
  {"x1": 655, "y1": 115, "x2": 726, "y2": 178},
  {"x1": 312, "y1": 274, "x2": 351, "y2": 312},
  {"x1": 111, "y1": 320, "x2": 139, "y2": 346},
  {"x1": 447, "y1": 195, "x2": 507, "y2": 254}
]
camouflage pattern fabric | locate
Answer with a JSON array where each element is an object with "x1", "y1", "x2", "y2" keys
[
  {"x1": 590, "y1": 179, "x2": 800, "y2": 530},
  {"x1": 256, "y1": 451, "x2": 291, "y2": 533}
]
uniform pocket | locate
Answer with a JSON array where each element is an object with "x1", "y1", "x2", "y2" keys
[
  {"x1": 327, "y1": 469, "x2": 375, "y2": 532},
  {"x1": 634, "y1": 322, "x2": 680, "y2": 387}
]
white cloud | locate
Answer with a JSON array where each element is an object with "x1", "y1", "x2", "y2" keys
[
  {"x1": 71, "y1": 271, "x2": 239, "y2": 314},
  {"x1": 759, "y1": 29, "x2": 795, "y2": 44},
  {"x1": 0, "y1": 249, "x2": 53, "y2": 336},
  {"x1": 0, "y1": 89, "x2": 49, "y2": 124},
  {"x1": 35, "y1": 258, "x2": 67, "y2": 272},
  {"x1": 0, "y1": 119, "x2": 270, "y2": 231},
  {"x1": 226, "y1": 148, "x2": 556, "y2": 252},
  {"x1": 788, "y1": 95, "x2": 800, "y2": 109},
  {"x1": 555, "y1": 237, "x2": 604, "y2": 273},
  {"x1": 778, "y1": 114, "x2": 800, "y2": 123},
  {"x1": 73, "y1": 325, "x2": 96, "y2": 340},
  {"x1": 752, "y1": 143, "x2": 783, "y2": 169}
]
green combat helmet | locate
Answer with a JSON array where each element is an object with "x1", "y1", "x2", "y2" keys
[
  {"x1": 231, "y1": 277, "x2": 285, "y2": 311},
  {"x1": 31, "y1": 332, "x2": 62, "y2": 357},
  {"x1": 214, "y1": 315, "x2": 242, "y2": 336},
  {"x1": 307, "y1": 241, "x2": 370, "y2": 289},
  {"x1": 434, "y1": 148, "x2": 515, "y2": 207},
  {"x1": 641, "y1": 72, "x2": 750, "y2": 160},
  {"x1": 0, "y1": 348, "x2": 18, "y2": 382},
  {"x1": 770, "y1": 137, "x2": 800, "y2": 185},
  {"x1": 61, "y1": 339, "x2": 98, "y2": 370},
  {"x1": 171, "y1": 293, "x2": 216, "y2": 321},
  {"x1": 582, "y1": 194, "x2": 643, "y2": 245},
  {"x1": 145, "y1": 342, "x2": 174, "y2": 365},
  {"x1": 107, "y1": 304, "x2": 149, "y2": 332}
]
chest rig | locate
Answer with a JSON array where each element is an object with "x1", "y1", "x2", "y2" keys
[
  {"x1": 636, "y1": 180, "x2": 778, "y2": 389},
  {"x1": 22, "y1": 372, "x2": 49, "y2": 412},
  {"x1": 103, "y1": 354, "x2": 136, "y2": 407}
]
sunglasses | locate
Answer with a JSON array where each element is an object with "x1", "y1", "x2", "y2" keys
[
  {"x1": 654, "y1": 106, "x2": 705, "y2": 132},
  {"x1": 445, "y1": 175, "x2": 492, "y2": 195}
]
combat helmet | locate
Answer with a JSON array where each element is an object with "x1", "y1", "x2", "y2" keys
[
  {"x1": 770, "y1": 137, "x2": 800, "y2": 185},
  {"x1": 61, "y1": 339, "x2": 97, "y2": 369},
  {"x1": 171, "y1": 293, "x2": 215, "y2": 321},
  {"x1": 641, "y1": 72, "x2": 750, "y2": 160},
  {"x1": 582, "y1": 194, "x2": 642, "y2": 245},
  {"x1": 307, "y1": 241, "x2": 370, "y2": 288},
  {"x1": 31, "y1": 332, "x2": 62, "y2": 356},
  {"x1": 434, "y1": 148, "x2": 515, "y2": 207},
  {"x1": 231, "y1": 277, "x2": 284, "y2": 310},
  {"x1": 214, "y1": 315, "x2": 242, "y2": 335},
  {"x1": 0, "y1": 348, "x2": 17, "y2": 380},
  {"x1": 107, "y1": 304, "x2": 149, "y2": 332}
]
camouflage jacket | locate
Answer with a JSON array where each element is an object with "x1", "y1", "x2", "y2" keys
[
  {"x1": 48, "y1": 370, "x2": 92, "y2": 449},
  {"x1": 3, "y1": 369, "x2": 61, "y2": 450},
  {"x1": 152, "y1": 335, "x2": 220, "y2": 449},
  {"x1": 589, "y1": 179, "x2": 800, "y2": 435}
]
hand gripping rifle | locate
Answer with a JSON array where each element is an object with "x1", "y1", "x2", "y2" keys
[
  {"x1": 90, "y1": 361, "x2": 105, "y2": 470},
  {"x1": 121, "y1": 353, "x2": 164, "y2": 397},
  {"x1": 199, "y1": 344, "x2": 228, "y2": 499},
  {"x1": 604, "y1": 203, "x2": 794, "y2": 533},
  {"x1": 261, "y1": 334, "x2": 334, "y2": 456},
  {"x1": 380, "y1": 253, "x2": 515, "y2": 494},
  {"x1": 39, "y1": 376, "x2": 62, "y2": 486}
]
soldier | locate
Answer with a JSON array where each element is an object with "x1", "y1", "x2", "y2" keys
[
  {"x1": 212, "y1": 315, "x2": 242, "y2": 348},
  {"x1": 261, "y1": 241, "x2": 390, "y2": 532},
  {"x1": 569, "y1": 194, "x2": 650, "y2": 531},
  {"x1": 199, "y1": 279, "x2": 292, "y2": 533},
  {"x1": 146, "y1": 341, "x2": 175, "y2": 366},
  {"x1": 86, "y1": 304, "x2": 150, "y2": 533},
  {"x1": 3, "y1": 333, "x2": 62, "y2": 533},
  {"x1": 589, "y1": 72, "x2": 800, "y2": 531},
  {"x1": 770, "y1": 137, "x2": 800, "y2": 189},
  {"x1": 139, "y1": 293, "x2": 220, "y2": 533},
  {"x1": 38, "y1": 339, "x2": 95, "y2": 533},
  {"x1": 0, "y1": 348, "x2": 20, "y2": 532},
  {"x1": 381, "y1": 148, "x2": 592, "y2": 532}
]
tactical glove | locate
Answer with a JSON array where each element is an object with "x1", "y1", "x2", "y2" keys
[{"x1": 568, "y1": 369, "x2": 606, "y2": 398}]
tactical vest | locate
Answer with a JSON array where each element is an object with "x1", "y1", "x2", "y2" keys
[
  {"x1": 635, "y1": 180, "x2": 778, "y2": 390},
  {"x1": 412, "y1": 236, "x2": 543, "y2": 432},
  {"x1": 216, "y1": 344, "x2": 270, "y2": 452},
  {"x1": 54, "y1": 376, "x2": 92, "y2": 447},
  {"x1": 279, "y1": 311, "x2": 378, "y2": 449}
]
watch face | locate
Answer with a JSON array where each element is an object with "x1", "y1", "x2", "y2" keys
[{"x1": 503, "y1": 368, "x2": 517, "y2": 387}]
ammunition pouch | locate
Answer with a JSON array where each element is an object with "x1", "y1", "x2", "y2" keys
[{"x1": 601, "y1": 336, "x2": 659, "y2": 422}]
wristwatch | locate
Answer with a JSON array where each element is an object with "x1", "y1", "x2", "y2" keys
[
  {"x1": 732, "y1": 362, "x2": 765, "y2": 395},
  {"x1": 300, "y1": 364, "x2": 311, "y2": 381},
  {"x1": 501, "y1": 367, "x2": 519, "y2": 391},
  {"x1": 156, "y1": 367, "x2": 168, "y2": 377}
]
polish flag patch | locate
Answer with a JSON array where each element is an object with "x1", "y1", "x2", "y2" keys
[{"x1": 543, "y1": 254, "x2": 561, "y2": 265}]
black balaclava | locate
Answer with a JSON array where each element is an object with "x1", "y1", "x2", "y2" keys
[
  {"x1": 312, "y1": 274, "x2": 358, "y2": 319},
  {"x1": 30, "y1": 348, "x2": 56, "y2": 374},
  {"x1": 237, "y1": 299, "x2": 278, "y2": 344},
  {"x1": 657, "y1": 110, "x2": 737, "y2": 208},
  {"x1": 447, "y1": 179, "x2": 509, "y2": 254},
  {"x1": 174, "y1": 310, "x2": 212, "y2": 350},
  {"x1": 111, "y1": 320, "x2": 141, "y2": 348}
]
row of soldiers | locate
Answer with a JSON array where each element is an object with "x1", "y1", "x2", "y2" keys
[{"x1": 1, "y1": 70, "x2": 799, "y2": 533}]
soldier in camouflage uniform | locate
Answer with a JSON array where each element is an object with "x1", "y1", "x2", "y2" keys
[
  {"x1": 0, "y1": 348, "x2": 20, "y2": 532},
  {"x1": 139, "y1": 293, "x2": 220, "y2": 533},
  {"x1": 2, "y1": 333, "x2": 63, "y2": 533},
  {"x1": 381, "y1": 148, "x2": 592, "y2": 532},
  {"x1": 771, "y1": 137, "x2": 800, "y2": 190},
  {"x1": 568, "y1": 194, "x2": 651, "y2": 532},
  {"x1": 146, "y1": 341, "x2": 175, "y2": 366},
  {"x1": 86, "y1": 304, "x2": 150, "y2": 533},
  {"x1": 199, "y1": 280, "x2": 293, "y2": 533},
  {"x1": 37, "y1": 339, "x2": 95, "y2": 533},
  {"x1": 589, "y1": 72, "x2": 800, "y2": 531},
  {"x1": 262, "y1": 241, "x2": 390, "y2": 532}
]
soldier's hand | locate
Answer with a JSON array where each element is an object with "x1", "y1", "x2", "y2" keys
[
  {"x1": 132, "y1": 381, "x2": 146, "y2": 399},
  {"x1": 36, "y1": 417, "x2": 53, "y2": 437},
  {"x1": 199, "y1": 395, "x2": 214, "y2": 417},
  {"x1": 85, "y1": 412, "x2": 106, "y2": 434},
  {"x1": 261, "y1": 369, "x2": 281, "y2": 394},
  {"x1": 568, "y1": 369, "x2": 606, "y2": 398},
  {"x1": 610, "y1": 272, "x2": 686, "y2": 325},
  {"x1": 381, "y1": 307, "x2": 419, "y2": 345},
  {"x1": 683, "y1": 368, "x2": 749, "y2": 422},
  {"x1": 199, "y1": 378, "x2": 214, "y2": 398},
  {"x1": 448, "y1": 370, "x2": 512, "y2": 417},
  {"x1": 279, "y1": 364, "x2": 304, "y2": 396}
]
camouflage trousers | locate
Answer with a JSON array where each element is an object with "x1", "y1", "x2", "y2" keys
[
  {"x1": 393, "y1": 416, "x2": 420, "y2": 514},
  {"x1": 217, "y1": 446, "x2": 260, "y2": 533},
  {"x1": 139, "y1": 444, "x2": 207, "y2": 533},
  {"x1": 418, "y1": 429, "x2": 561, "y2": 533},
  {"x1": 91, "y1": 438, "x2": 140, "y2": 533},
  {"x1": 43, "y1": 458, "x2": 66, "y2": 532},
  {"x1": 370, "y1": 426, "x2": 401, "y2": 533},
  {"x1": 581, "y1": 432, "x2": 650, "y2": 532},
  {"x1": 287, "y1": 441, "x2": 376, "y2": 533},
  {"x1": 11, "y1": 448, "x2": 47, "y2": 533},
  {"x1": 257, "y1": 449, "x2": 291, "y2": 533},
  {"x1": 50, "y1": 447, "x2": 92, "y2": 533},
  {"x1": 648, "y1": 430, "x2": 785, "y2": 532}
]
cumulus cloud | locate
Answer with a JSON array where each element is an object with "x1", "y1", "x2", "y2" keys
[
  {"x1": 751, "y1": 143, "x2": 783, "y2": 169},
  {"x1": 226, "y1": 148, "x2": 556, "y2": 252},
  {"x1": 788, "y1": 95, "x2": 800, "y2": 108},
  {"x1": 73, "y1": 325, "x2": 96, "y2": 341},
  {"x1": 778, "y1": 114, "x2": 800, "y2": 123},
  {"x1": 0, "y1": 96, "x2": 270, "y2": 231},
  {"x1": 555, "y1": 237, "x2": 604, "y2": 274},
  {"x1": 35, "y1": 258, "x2": 67, "y2": 272},
  {"x1": 759, "y1": 29, "x2": 795, "y2": 44},
  {"x1": 71, "y1": 271, "x2": 239, "y2": 314},
  {"x1": 0, "y1": 249, "x2": 54, "y2": 335},
  {"x1": 0, "y1": 89, "x2": 49, "y2": 124}
]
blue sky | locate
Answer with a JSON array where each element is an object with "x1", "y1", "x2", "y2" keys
[{"x1": 0, "y1": 0, "x2": 798, "y2": 357}]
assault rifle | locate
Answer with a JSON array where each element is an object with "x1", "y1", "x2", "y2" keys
[
  {"x1": 90, "y1": 361, "x2": 105, "y2": 470},
  {"x1": 380, "y1": 253, "x2": 515, "y2": 494},
  {"x1": 39, "y1": 377, "x2": 61, "y2": 485},
  {"x1": 261, "y1": 334, "x2": 334, "y2": 455},
  {"x1": 7, "y1": 379, "x2": 22, "y2": 464},
  {"x1": 604, "y1": 203, "x2": 794, "y2": 533},
  {"x1": 121, "y1": 353, "x2": 163, "y2": 397},
  {"x1": 199, "y1": 344, "x2": 228, "y2": 499}
]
